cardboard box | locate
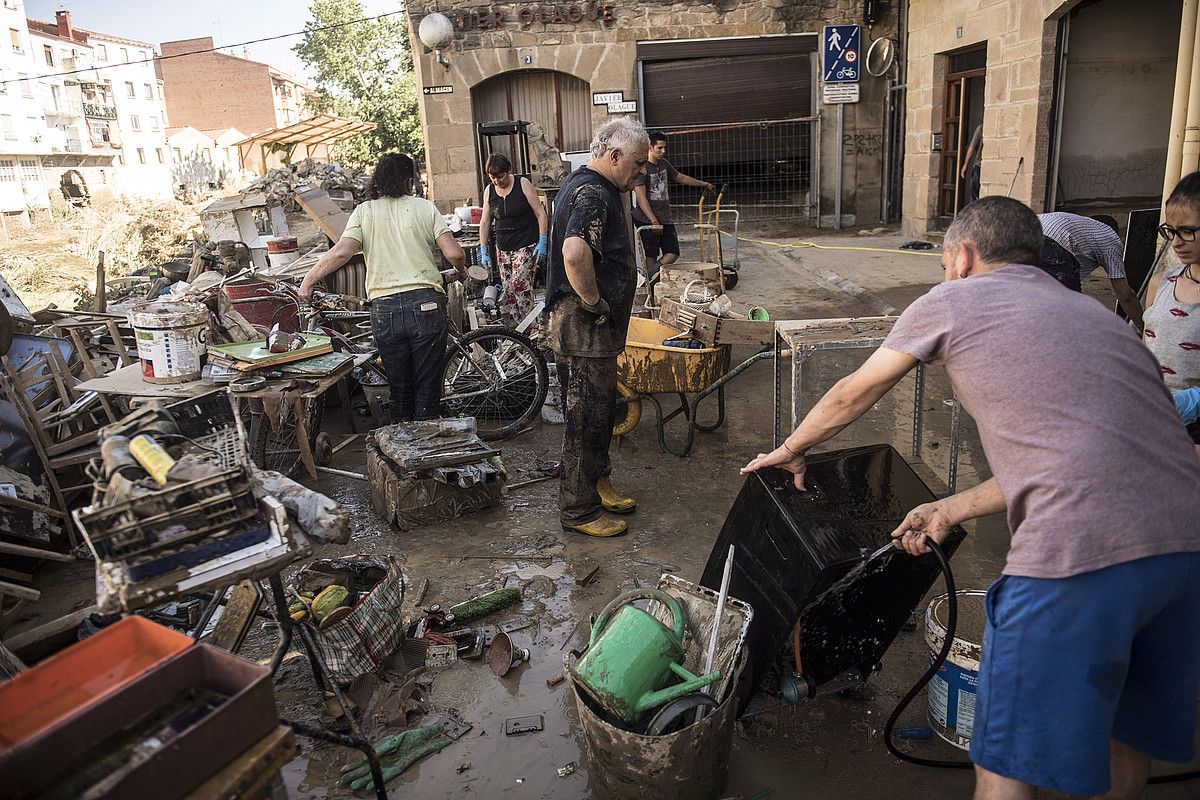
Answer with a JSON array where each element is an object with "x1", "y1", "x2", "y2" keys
[
  {"x1": 367, "y1": 441, "x2": 505, "y2": 531},
  {"x1": 0, "y1": 644, "x2": 277, "y2": 800}
]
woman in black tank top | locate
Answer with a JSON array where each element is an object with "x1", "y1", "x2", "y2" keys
[{"x1": 479, "y1": 153, "x2": 549, "y2": 331}]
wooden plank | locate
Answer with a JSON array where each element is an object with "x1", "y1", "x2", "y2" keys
[
  {"x1": 76, "y1": 363, "x2": 211, "y2": 399},
  {"x1": 185, "y1": 726, "x2": 296, "y2": 800},
  {"x1": 0, "y1": 494, "x2": 68, "y2": 520},
  {"x1": 0, "y1": 567, "x2": 33, "y2": 583},
  {"x1": 204, "y1": 580, "x2": 261, "y2": 653},
  {"x1": 0, "y1": 539, "x2": 71, "y2": 560},
  {"x1": 0, "y1": 579, "x2": 40, "y2": 602},
  {"x1": 208, "y1": 335, "x2": 333, "y2": 369},
  {"x1": 3, "y1": 604, "x2": 97, "y2": 662},
  {"x1": 296, "y1": 188, "x2": 350, "y2": 242}
]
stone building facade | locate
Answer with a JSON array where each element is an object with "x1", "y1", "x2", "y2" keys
[
  {"x1": 407, "y1": 0, "x2": 899, "y2": 227},
  {"x1": 904, "y1": 0, "x2": 1186, "y2": 237}
]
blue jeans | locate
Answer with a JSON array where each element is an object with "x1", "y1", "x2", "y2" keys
[{"x1": 370, "y1": 288, "x2": 447, "y2": 422}]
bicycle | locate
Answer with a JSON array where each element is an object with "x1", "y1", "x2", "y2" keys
[{"x1": 252, "y1": 276, "x2": 547, "y2": 465}]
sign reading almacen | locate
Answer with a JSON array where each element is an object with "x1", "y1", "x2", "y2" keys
[{"x1": 443, "y1": 2, "x2": 616, "y2": 32}]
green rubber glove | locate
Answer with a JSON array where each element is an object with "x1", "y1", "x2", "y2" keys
[{"x1": 339, "y1": 725, "x2": 451, "y2": 790}]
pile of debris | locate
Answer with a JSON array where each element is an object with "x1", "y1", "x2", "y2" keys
[{"x1": 241, "y1": 159, "x2": 369, "y2": 210}]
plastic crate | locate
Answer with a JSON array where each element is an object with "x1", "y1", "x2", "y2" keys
[{"x1": 77, "y1": 465, "x2": 260, "y2": 563}]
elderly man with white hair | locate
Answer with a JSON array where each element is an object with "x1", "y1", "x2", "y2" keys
[{"x1": 546, "y1": 117, "x2": 649, "y2": 538}]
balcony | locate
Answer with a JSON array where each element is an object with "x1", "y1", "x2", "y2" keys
[
  {"x1": 46, "y1": 100, "x2": 83, "y2": 118},
  {"x1": 83, "y1": 103, "x2": 117, "y2": 119}
]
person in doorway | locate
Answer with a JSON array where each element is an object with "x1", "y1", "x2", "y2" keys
[
  {"x1": 632, "y1": 131, "x2": 715, "y2": 279},
  {"x1": 743, "y1": 196, "x2": 1200, "y2": 800},
  {"x1": 546, "y1": 118, "x2": 649, "y2": 538},
  {"x1": 478, "y1": 153, "x2": 549, "y2": 329},
  {"x1": 1038, "y1": 211, "x2": 1145, "y2": 330},
  {"x1": 960, "y1": 124, "x2": 982, "y2": 206},
  {"x1": 1145, "y1": 171, "x2": 1200, "y2": 456},
  {"x1": 300, "y1": 152, "x2": 466, "y2": 421}
]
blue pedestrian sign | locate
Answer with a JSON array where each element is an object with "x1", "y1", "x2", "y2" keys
[{"x1": 823, "y1": 24, "x2": 861, "y2": 83}]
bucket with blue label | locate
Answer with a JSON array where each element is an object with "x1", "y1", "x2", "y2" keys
[{"x1": 925, "y1": 590, "x2": 986, "y2": 750}]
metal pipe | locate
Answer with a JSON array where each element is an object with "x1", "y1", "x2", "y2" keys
[
  {"x1": 1165, "y1": 0, "x2": 1200, "y2": 208},
  {"x1": 703, "y1": 545, "x2": 735, "y2": 683},
  {"x1": 1180, "y1": 5, "x2": 1200, "y2": 177},
  {"x1": 835, "y1": 102, "x2": 844, "y2": 229}
]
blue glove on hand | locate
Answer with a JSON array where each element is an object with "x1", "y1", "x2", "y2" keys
[
  {"x1": 1173, "y1": 387, "x2": 1200, "y2": 425},
  {"x1": 534, "y1": 234, "x2": 549, "y2": 263},
  {"x1": 479, "y1": 244, "x2": 491, "y2": 268}
]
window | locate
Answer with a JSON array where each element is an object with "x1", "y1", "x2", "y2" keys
[
  {"x1": 202, "y1": 147, "x2": 212, "y2": 163},
  {"x1": 0, "y1": 114, "x2": 11, "y2": 131},
  {"x1": 100, "y1": 169, "x2": 106, "y2": 184},
  {"x1": 50, "y1": 85, "x2": 60, "y2": 111},
  {"x1": 17, "y1": 74, "x2": 30, "y2": 99},
  {"x1": 120, "y1": 47, "x2": 128, "y2": 63},
  {"x1": 149, "y1": 115, "x2": 158, "y2": 130},
  {"x1": 136, "y1": 147, "x2": 145, "y2": 164},
  {"x1": 172, "y1": 147, "x2": 181, "y2": 161},
  {"x1": 156, "y1": 85, "x2": 163, "y2": 100},
  {"x1": 143, "y1": 83, "x2": 152, "y2": 99},
  {"x1": 125, "y1": 81, "x2": 135, "y2": 99},
  {"x1": 141, "y1": 50, "x2": 149, "y2": 61},
  {"x1": 130, "y1": 114, "x2": 140, "y2": 131},
  {"x1": 0, "y1": 160, "x2": 15, "y2": 182},
  {"x1": 155, "y1": 148, "x2": 164, "y2": 164},
  {"x1": 9, "y1": 29, "x2": 21, "y2": 55},
  {"x1": 115, "y1": 154, "x2": 123, "y2": 166},
  {"x1": 20, "y1": 159, "x2": 39, "y2": 184},
  {"x1": 96, "y1": 44, "x2": 107, "y2": 62},
  {"x1": 43, "y1": 45, "x2": 54, "y2": 66}
]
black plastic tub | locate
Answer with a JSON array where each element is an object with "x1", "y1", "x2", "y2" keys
[{"x1": 700, "y1": 443, "x2": 966, "y2": 711}]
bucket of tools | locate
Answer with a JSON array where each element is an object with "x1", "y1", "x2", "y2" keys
[{"x1": 570, "y1": 575, "x2": 751, "y2": 800}]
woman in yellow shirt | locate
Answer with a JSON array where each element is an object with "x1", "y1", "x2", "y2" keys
[{"x1": 301, "y1": 153, "x2": 466, "y2": 421}]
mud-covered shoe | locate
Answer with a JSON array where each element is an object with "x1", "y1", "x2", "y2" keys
[
  {"x1": 597, "y1": 476, "x2": 637, "y2": 514},
  {"x1": 562, "y1": 515, "x2": 628, "y2": 538}
]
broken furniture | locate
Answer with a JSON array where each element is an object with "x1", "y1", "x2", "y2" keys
[
  {"x1": 773, "y1": 315, "x2": 966, "y2": 492},
  {"x1": 367, "y1": 418, "x2": 505, "y2": 531},
  {"x1": 0, "y1": 332, "x2": 122, "y2": 554},
  {"x1": 614, "y1": 317, "x2": 773, "y2": 456},
  {"x1": 699, "y1": 444, "x2": 966, "y2": 712},
  {"x1": 0, "y1": 616, "x2": 287, "y2": 800},
  {"x1": 71, "y1": 393, "x2": 390, "y2": 799},
  {"x1": 572, "y1": 575, "x2": 751, "y2": 800}
]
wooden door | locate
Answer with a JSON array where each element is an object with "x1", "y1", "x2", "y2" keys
[{"x1": 937, "y1": 47, "x2": 986, "y2": 221}]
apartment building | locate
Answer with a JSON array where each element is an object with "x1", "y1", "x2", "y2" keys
[
  {"x1": 26, "y1": 13, "x2": 120, "y2": 205},
  {"x1": 81, "y1": 22, "x2": 172, "y2": 199},
  {"x1": 168, "y1": 125, "x2": 248, "y2": 198},
  {"x1": 0, "y1": 0, "x2": 53, "y2": 214},
  {"x1": 157, "y1": 38, "x2": 315, "y2": 136}
]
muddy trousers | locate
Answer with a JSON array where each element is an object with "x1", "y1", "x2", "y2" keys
[{"x1": 556, "y1": 353, "x2": 618, "y2": 523}]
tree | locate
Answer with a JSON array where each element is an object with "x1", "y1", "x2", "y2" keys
[{"x1": 293, "y1": 0, "x2": 423, "y2": 166}]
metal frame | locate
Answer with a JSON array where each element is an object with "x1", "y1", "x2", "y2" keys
[{"x1": 772, "y1": 317, "x2": 962, "y2": 492}]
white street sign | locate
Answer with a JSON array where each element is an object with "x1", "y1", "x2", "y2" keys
[{"x1": 822, "y1": 83, "x2": 860, "y2": 104}]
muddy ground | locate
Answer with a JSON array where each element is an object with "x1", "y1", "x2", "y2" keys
[{"x1": 17, "y1": 228, "x2": 1200, "y2": 799}]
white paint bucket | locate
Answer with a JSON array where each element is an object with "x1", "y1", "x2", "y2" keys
[
  {"x1": 925, "y1": 589, "x2": 986, "y2": 750},
  {"x1": 266, "y1": 236, "x2": 300, "y2": 269},
  {"x1": 128, "y1": 301, "x2": 208, "y2": 384}
]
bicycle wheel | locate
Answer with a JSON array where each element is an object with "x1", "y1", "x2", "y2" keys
[
  {"x1": 441, "y1": 327, "x2": 548, "y2": 440},
  {"x1": 249, "y1": 393, "x2": 326, "y2": 477}
]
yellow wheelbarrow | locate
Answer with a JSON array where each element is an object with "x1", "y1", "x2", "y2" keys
[{"x1": 614, "y1": 318, "x2": 772, "y2": 456}]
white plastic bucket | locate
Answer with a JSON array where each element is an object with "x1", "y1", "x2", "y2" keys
[
  {"x1": 925, "y1": 589, "x2": 986, "y2": 750},
  {"x1": 128, "y1": 301, "x2": 207, "y2": 384},
  {"x1": 266, "y1": 236, "x2": 300, "y2": 269}
]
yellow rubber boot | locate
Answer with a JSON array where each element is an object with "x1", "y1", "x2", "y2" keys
[
  {"x1": 597, "y1": 476, "x2": 637, "y2": 514},
  {"x1": 562, "y1": 515, "x2": 629, "y2": 538}
]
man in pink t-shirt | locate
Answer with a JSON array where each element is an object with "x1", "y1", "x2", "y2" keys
[{"x1": 744, "y1": 196, "x2": 1200, "y2": 800}]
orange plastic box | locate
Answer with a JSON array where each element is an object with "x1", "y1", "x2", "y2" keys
[{"x1": 0, "y1": 615, "x2": 192, "y2": 751}]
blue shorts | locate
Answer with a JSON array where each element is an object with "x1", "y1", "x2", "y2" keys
[{"x1": 970, "y1": 552, "x2": 1200, "y2": 796}]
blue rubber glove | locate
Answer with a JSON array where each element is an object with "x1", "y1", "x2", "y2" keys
[
  {"x1": 534, "y1": 234, "x2": 549, "y2": 263},
  {"x1": 479, "y1": 244, "x2": 491, "y2": 268},
  {"x1": 1174, "y1": 387, "x2": 1200, "y2": 425}
]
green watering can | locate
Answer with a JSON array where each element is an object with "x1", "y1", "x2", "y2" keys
[{"x1": 570, "y1": 589, "x2": 721, "y2": 724}]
